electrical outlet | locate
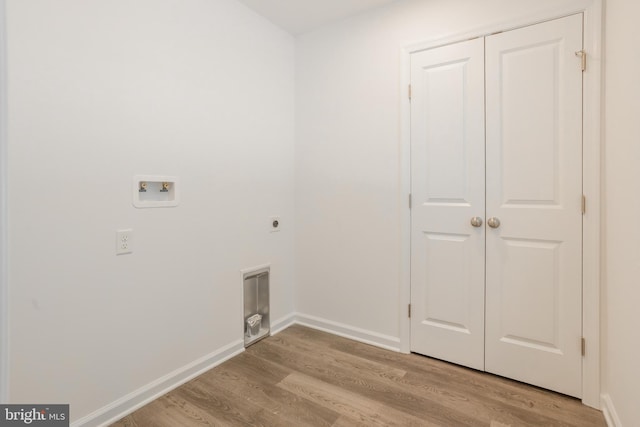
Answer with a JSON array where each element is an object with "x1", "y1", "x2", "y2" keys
[
  {"x1": 270, "y1": 216, "x2": 281, "y2": 232},
  {"x1": 116, "y1": 229, "x2": 133, "y2": 255}
]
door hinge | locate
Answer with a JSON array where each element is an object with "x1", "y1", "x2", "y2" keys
[
  {"x1": 581, "y1": 337, "x2": 586, "y2": 356},
  {"x1": 408, "y1": 304, "x2": 411, "y2": 318},
  {"x1": 408, "y1": 84, "x2": 412, "y2": 100},
  {"x1": 409, "y1": 193, "x2": 412, "y2": 209},
  {"x1": 582, "y1": 194, "x2": 586, "y2": 215},
  {"x1": 575, "y1": 50, "x2": 586, "y2": 72}
]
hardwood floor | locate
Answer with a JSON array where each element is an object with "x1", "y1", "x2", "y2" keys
[{"x1": 112, "y1": 325, "x2": 606, "y2": 427}]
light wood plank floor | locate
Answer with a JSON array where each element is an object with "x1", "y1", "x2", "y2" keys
[{"x1": 112, "y1": 325, "x2": 606, "y2": 427}]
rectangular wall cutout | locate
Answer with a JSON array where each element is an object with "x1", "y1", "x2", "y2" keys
[
  {"x1": 243, "y1": 266, "x2": 270, "y2": 347},
  {"x1": 133, "y1": 175, "x2": 179, "y2": 208}
]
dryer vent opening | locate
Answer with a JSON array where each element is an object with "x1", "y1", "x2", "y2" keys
[{"x1": 243, "y1": 267, "x2": 270, "y2": 347}]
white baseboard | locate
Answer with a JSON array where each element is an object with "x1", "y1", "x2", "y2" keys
[
  {"x1": 601, "y1": 394, "x2": 622, "y2": 427},
  {"x1": 294, "y1": 312, "x2": 401, "y2": 352},
  {"x1": 72, "y1": 340, "x2": 244, "y2": 427},
  {"x1": 270, "y1": 312, "x2": 297, "y2": 335}
]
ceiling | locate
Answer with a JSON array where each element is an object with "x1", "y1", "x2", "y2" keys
[{"x1": 236, "y1": 0, "x2": 402, "y2": 35}]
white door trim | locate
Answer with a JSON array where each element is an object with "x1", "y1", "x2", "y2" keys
[
  {"x1": 0, "y1": 0, "x2": 9, "y2": 403},
  {"x1": 399, "y1": 0, "x2": 602, "y2": 409}
]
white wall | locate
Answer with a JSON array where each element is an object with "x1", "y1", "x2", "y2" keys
[
  {"x1": 0, "y1": 0, "x2": 7, "y2": 404},
  {"x1": 295, "y1": 0, "x2": 593, "y2": 343},
  {"x1": 602, "y1": 0, "x2": 640, "y2": 425},
  {"x1": 5, "y1": 0, "x2": 294, "y2": 422}
]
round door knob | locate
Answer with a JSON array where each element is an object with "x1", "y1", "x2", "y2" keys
[
  {"x1": 487, "y1": 217, "x2": 501, "y2": 229},
  {"x1": 470, "y1": 217, "x2": 483, "y2": 227}
]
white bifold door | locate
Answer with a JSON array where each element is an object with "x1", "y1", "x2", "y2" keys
[{"x1": 410, "y1": 14, "x2": 583, "y2": 397}]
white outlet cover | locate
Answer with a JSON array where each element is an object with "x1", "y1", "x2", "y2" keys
[
  {"x1": 270, "y1": 216, "x2": 281, "y2": 232},
  {"x1": 116, "y1": 229, "x2": 133, "y2": 255}
]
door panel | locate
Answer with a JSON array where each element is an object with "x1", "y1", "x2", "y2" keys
[
  {"x1": 410, "y1": 38, "x2": 485, "y2": 370},
  {"x1": 499, "y1": 238, "x2": 561, "y2": 349},
  {"x1": 485, "y1": 14, "x2": 583, "y2": 397},
  {"x1": 499, "y1": 42, "x2": 561, "y2": 205},
  {"x1": 422, "y1": 232, "x2": 473, "y2": 332}
]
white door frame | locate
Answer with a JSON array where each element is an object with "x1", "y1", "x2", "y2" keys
[
  {"x1": 0, "y1": 0, "x2": 8, "y2": 403},
  {"x1": 399, "y1": 0, "x2": 603, "y2": 409}
]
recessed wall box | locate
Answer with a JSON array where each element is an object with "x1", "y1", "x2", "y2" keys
[
  {"x1": 242, "y1": 265, "x2": 270, "y2": 347},
  {"x1": 132, "y1": 175, "x2": 179, "y2": 208}
]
